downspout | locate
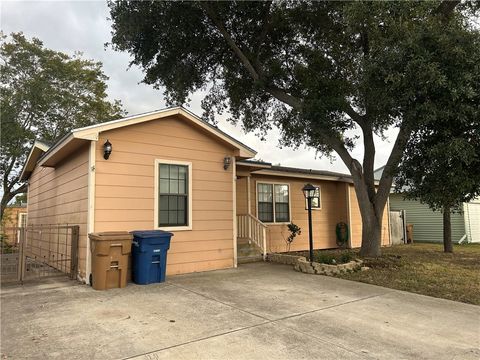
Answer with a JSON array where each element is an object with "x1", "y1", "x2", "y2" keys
[{"x1": 86, "y1": 140, "x2": 96, "y2": 284}]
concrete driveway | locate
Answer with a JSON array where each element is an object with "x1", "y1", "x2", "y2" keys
[{"x1": 1, "y1": 263, "x2": 479, "y2": 360}]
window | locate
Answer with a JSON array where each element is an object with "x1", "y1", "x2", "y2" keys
[
  {"x1": 18, "y1": 213, "x2": 27, "y2": 228},
  {"x1": 305, "y1": 186, "x2": 321, "y2": 209},
  {"x1": 257, "y1": 183, "x2": 290, "y2": 223},
  {"x1": 156, "y1": 161, "x2": 192, "y2": 229}
]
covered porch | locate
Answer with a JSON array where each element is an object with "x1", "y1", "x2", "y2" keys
[{"x1": 234, "y1": 160, "x2": 356, "y2": 263}]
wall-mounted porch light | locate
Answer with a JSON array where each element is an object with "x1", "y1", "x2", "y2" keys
[
  {"x1": 103, "y1": 140, "x2": 112, "y2": 160},
  {"x1": 223, "y1": 156, "x2": 231, "y2": 170}
]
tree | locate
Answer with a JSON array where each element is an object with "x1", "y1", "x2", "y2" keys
[
  {"x1": 13, "y1": 193, "x2": 27, "y2": 206},
  {"x1": 108, "y1": 1, "x2": 478, "y2": 257},
  {"x1": 1, "y1": 33, "x2": 125, "y2": 221},
  {"x1": 395, "y1": 120, "x2": 480, "y2": 253}
]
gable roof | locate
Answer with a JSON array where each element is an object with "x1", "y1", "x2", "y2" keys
[
  {"x1": 20, "y1": 140, "x2": 50, "y2": 181},
  {"x1": 22, "y1": 107, "x2": 257, "y2": 178}
]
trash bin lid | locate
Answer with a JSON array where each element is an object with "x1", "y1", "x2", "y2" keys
[
  {"x1": 131, "y1": 230, "x2": 173, "y2": 239},
  {"x1": 89, "y1": 231, "x2": 133, "y2": 241}
]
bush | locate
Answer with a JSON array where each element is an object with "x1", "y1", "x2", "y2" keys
[
  {"x1": 340, "y1": 252, "x2": 354, "y2": 263},
  {"x1": 313, "y1": 251, "x2": 355, "y2": 265},
  {"x1": 0, "y1": 234, "x2": 15, "y2": 254},
  {"x1": 314, "y1": 253, "x2": 336, "y2": 264}
]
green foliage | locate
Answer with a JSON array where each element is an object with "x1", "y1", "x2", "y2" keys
[
  {"x1": 285, "y1": 223, "x2": 301, "y2": 252},
  {"x1": 314, "y1": 253, "x2": 337, "y2": 265},
  {"x1": 286, "y1": 223, "x2": 301, "y2": 244},
  {"x1": 108, "y1": 1, "x2": 479, "y2": 256},
  {"x1": 0, "y1": 32, "x2": 125, "y2": 219},
  {"x1": 13, "y1": 194, "x2": 27, "y2": 206},
  {"x1": 340, "y1": 252, "x2": 354, "y2": 264},
  {"x1": 0, "y1": 234, "x2": 15, "y2": 254},
  {"x1": 313, "y1": 250, "x2": 355, "y2": 265}
]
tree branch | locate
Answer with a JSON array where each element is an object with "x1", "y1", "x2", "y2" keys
[
  {"x1": 361, "y1": 121, "x2": 376, "y2": 202},
  {"x1": 266, "y1": 85, "x2": 302, "y2": 109},
  {"x1": 375, "y1": 123, "x2": 413, "y2": 214},
  {"x1": 202, "y1": 3, "x2": 303, "y2": 111},
  {"x1": 344, "y1": 103, "x2": 365, "y2": 126},
  {"x1": 434, "y1": 0, "x2": 460, "y2": 18},
  {"x1": 201, "y1": 3, "x2": 260, "y2": 81}
]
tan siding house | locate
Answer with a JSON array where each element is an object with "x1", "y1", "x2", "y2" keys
[{"x1": 21, "y1": 107, "x2": 391, "y2": 283}]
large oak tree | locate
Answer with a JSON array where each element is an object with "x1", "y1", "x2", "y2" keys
[
  {"x1": 1, "y1": 33, "x2": 125, "y2": 220},
  {"x1": 108, "y1": 1, "x2": 479, "y2": 257}
]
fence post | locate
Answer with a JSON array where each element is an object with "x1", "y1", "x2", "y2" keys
[
  {"x1": 70, "y1": 226, "x2": 79, "y2": 279},
  {"x1": 18, "y1": 227, "x2": 26, "y2": 283}
]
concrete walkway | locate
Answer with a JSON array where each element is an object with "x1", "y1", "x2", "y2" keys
[{"x1": 1, "y1": 263, "x2": 479, "y2": 359}]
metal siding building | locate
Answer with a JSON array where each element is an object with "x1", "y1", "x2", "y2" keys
[
  {"x1": 389, "y1": 194, "x2": 466, "y2": 243},
  {"x1": 463, "y1": 199, "x2": 480, "y2": 243}
]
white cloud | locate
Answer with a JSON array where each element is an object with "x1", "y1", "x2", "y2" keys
[{"x1": 1, "y1": 0, "x2": 397, "y2": 174}]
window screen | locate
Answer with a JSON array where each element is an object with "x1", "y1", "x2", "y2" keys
[
  {"x1": 258, "y1": 183, "x2": 273, "y2": 222},
  {"x1": 274, "y1": 184, "x2": 290, "y2": 222},
  {"x1": 158, "y1": 163, "x2": 188, "y2": 226},
  {"x1": 257, "y1": 183, "x2": 290, "y2": 223}
]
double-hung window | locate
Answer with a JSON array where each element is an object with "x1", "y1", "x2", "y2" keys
[
  {"x1": 257, "y1": 183, "x2": 290, "y2": 223},
  {"x1": 156, "y1": 160, "x2": 192, "y2": 229}
]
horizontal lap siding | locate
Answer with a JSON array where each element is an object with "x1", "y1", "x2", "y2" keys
[
  {"x1": 94, "y1": 116, "x2": 235, "y2": 275},
  {"x1": 236, "y1": 177, "x2": 248, "y2": 215},
  {"x1": 27, "y1": 145, "x2": 89, "y2": 278},
  {"x1": 249, "y1": 175, "x2": 349, "y2": 253},
  {"x1": 390, "y1": 194, "x2": 465, "y2": 243},
  {"x1": 349, "y1": 185, "x2": 391, "y2": 248}
]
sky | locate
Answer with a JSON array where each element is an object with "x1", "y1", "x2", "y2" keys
[{"x1": 1, "y1": 0, "x2": 398, "y2": 174}]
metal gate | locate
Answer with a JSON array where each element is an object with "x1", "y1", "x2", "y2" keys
[
  {"x1": 389, "y1": 210, "x2": 407, "y2": 245},
  {"x1": 0, "y1": 225, "x2": 79, "y2": 283}
]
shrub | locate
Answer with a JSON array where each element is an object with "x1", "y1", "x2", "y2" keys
[{"x1": 285, "y1": 223, "x2": 301, "y2": 252}]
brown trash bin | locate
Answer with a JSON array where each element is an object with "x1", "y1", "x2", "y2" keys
[
  {"x1": 89, "y1": 231, "x2": 133, "y2": 290},
  {"x1": 406, "y1": 224, "x2": 414, "y2": 244}
]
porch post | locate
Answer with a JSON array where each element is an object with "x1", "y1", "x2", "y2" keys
[
  {"x1": 232, "y1": 157, "x2": 238, "y2": 268},
  {"x1": 247, "y1": 176, "x2": 251, "y2": 240},
  {"x1": 247, "y1": 175, "x2": 251, "y2": 215}
]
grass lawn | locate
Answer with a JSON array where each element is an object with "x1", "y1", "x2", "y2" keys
[{"x1": 332, "y1": 243, "x2": 480, "y2": 305}]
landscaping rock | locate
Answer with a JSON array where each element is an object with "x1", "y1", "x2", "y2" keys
[{"x1": 268, "y1": 252, "x2": 364, "y2": 277}]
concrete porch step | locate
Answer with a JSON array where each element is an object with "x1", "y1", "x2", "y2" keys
[{"x1": 238, "y1": 255, "x2": 264, "y2": 264}]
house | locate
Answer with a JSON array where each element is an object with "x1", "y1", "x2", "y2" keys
[
  {"x1": 2, "y1": 204, "x2": 27, "y2": 230},
  {"x1": 21, "y1": 107, "x2": 391, "y2": 283},
  {"x1": 374, "y1": 166, "x2": 480, "y2": 244}
]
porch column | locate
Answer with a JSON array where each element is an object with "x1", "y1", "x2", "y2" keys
[
  {"x1": 247, "y1": 175, "x2": 252, "y2": 240},
  {"x1": 247, "y1": 175, "x2": 251, "y2": 215}
]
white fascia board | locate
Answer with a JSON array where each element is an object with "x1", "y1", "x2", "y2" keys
[
  {"x1": 37, "y1": 133, "x2": 74, "y2": 167},
  {"x1": 20, "y1": 141, "x2": 51, "y2": 180},
  {"x1": 253, "y1": 169, "x2": 349, "y2": 182}
]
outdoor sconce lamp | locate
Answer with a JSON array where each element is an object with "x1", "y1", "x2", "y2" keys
[
  {"x1": 302, "y1": 183, "x2": 316, "y2": 263},
  {"x1": 223, "y1": 156, "x2": 231, "y2": 170},
  {"x1": 103, "y1": 139, "x2": 112, "y2": 160}
]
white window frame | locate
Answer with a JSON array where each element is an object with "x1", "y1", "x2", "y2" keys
[
  {"x1": 18, "y1": 212, "x2": 27, "y2": 228},
  {"x1": 154, "y1": 159, "x2": 193, "y2": 231},
  {"x1": 305, "y1": 185, "x2": 322, "y2": 210},
  {"x1": 256, "y1": 181, "x2": 291, "y2": 224}
]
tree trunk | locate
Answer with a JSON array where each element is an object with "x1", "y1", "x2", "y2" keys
[
  {"x1": 443, "y1": 205, "x2": 453, "y2": 253},
  {"x1": 359, "y1": 207, "x2": 383, "y2": 257}
]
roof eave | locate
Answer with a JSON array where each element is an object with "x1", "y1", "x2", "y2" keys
[{"x1": 19, "y1": 141, "x2": 50, "y2": 181}]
